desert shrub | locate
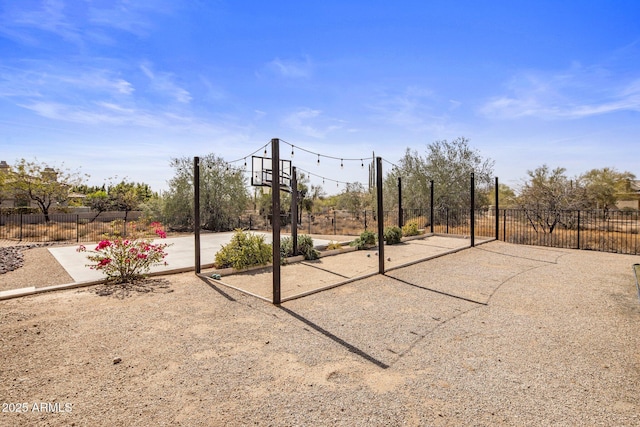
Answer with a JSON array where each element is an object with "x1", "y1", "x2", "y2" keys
[
  {"x1": 384, "y1": 226, "x2": 402, "y2": 245},
  {"x1": 280, "y1": 236, "x2": 294, "y2": 260},
  {"x1": 214, "y1": 229, "x2": 272, "y2": 270},
  {"x1": 280, "y1": 235, "x2": 319, "y2": 262},
  {"x1": 297, "y1": 234, "x2": 319, "y2": 260},
  {"x1": 350, "y1": 230, "x2": 377, "y2": 250},
  {"x1": 402, "y1": 221, "x2": 420, "y2": 237},
  {"x1": 326, "y1": 241, "x2": 343, "y2": 250},
  {"x1": 78, "y1": 223, "x2": 170, "y2": 283}
]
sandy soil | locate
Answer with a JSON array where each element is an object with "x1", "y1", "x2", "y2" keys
[{"x1": 1, "y1": 240, "x2": 639, "y2": 426}]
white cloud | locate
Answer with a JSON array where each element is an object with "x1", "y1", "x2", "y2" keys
[
  {"x1": 140, "y1": 63, "x2": 192, "y2": 104},
  {"x1": 265, "y1": 56, "x2": 313, "y2": 78},
  {"x1": 367, "y1": 86, "x2": 449, "y2": 133},
  {"x1": 282, "y1": 108, "x2": 343, "y2": 138},
  {"x1": 480, "y1": 68, "x2": 640, "y2": 120}
]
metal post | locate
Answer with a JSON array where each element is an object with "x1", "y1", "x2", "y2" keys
[
  {"x1": 333, "y1": 210, "x2": 337, "y2": 235},
  {"x1": 430, "y1": 180, "x2": 434, "y2": 234},
  {"x1": 364, "y1": 210, "x2": 367, "y2": 231},
  {"x1": 291, "y1": 167, "x2": 298, "y2": 256},
  {"x1": 470, "y1": 172, "x2": 475, "y2": 247},
  {"x1": 503, "y1": 209, "x2": 506, "y2": 242},
  {"x1": 376, "y1": 157, "x2": 385, "y2": 274},
  {"x1": 446, "y1": 208, "x2": 449, "y2": 234},
  {"x1": 271, "y1": 138, "x2": 281, "y2": 305},
  {"x1": 76, "y1": 214, "x2": 79, "y2": 243},
  {"x1": 577, "y1": 210, "x2": 581, "y2": 250},
  {"x1": 398, "y1": 176, "x2": 403, "y2": 228},
  {"x1": 495, "y1": 177, "x2": 499, "y2": 240},
  {"x1": 194, "y1": 156, "x2": 201, "y2": 274}
]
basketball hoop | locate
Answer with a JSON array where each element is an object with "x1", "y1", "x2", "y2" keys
[{"x1": 251, "y1": 156, "x2": 292, "y2": 192}]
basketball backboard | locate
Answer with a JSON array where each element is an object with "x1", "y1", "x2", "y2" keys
[{"x1": 251, "y1": 156, "x2": 292, "y2": 192}]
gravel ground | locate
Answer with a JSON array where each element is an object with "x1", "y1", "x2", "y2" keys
[
  {"x1": 1, "y1": 241, "x2": 639, "y2": 426},
  {"x1": 0, "y1": 245, "x2": 74, "y2": 291}
]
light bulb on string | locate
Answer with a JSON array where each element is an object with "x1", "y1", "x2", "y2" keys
[
  {"x1": 291, "y1": 146, "x2": 294, "y2": 157},
  {"x1": 317, "y1": 154, "x2": 320, "y2": 165},
  {"x1": 244, "y1": 158, "x2": 247, "y2": 169},
  {"x1": 264, "y1": 147, "x2": 267, "y2": 157},
  {"x1": 361, "y1": 159, "x2": 364, "y2": 168},
  {"x1": 340, "y1": 159, "x2": 343, "y2": 169}
]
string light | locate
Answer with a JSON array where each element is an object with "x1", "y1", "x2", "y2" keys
[
  {"x1": 317, "y1": 154, "x2": 320, "y2": 165},
  {"x1": 340, "y1": 159, "x2": 344, "y2": 169},
  {"x1": 291, "y1": 145, "x2": 294, "y2": 157},
  {"x1": 361, "y1": 159, "x2": 364, "y2": 168}
]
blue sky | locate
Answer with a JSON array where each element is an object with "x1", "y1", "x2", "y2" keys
[{"x1": 1, "y1": 0, "x2": 639, "y2": 194}]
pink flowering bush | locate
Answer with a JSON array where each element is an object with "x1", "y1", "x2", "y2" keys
[{"x1": 77, "y1": 221, "x2": 171, "y2": 283}]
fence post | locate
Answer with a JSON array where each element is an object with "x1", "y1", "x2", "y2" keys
[
  {"x1": 503, "y1": 209, "x2": 506, "y2": 242},
  {"x1": 470, "y1": 172, "x2": 475, "y2": 247},
  {"x1": 446, "y1": 208, "x2": 449, "y2": 234},
  {"x1": 333, "y1": 210, "x2": 337, "y2": 235},
  {"x1": 398, "y1": 176, "x2": 403, "y2": 228},
  {"x1": 495, "y1": 177, "x2": 499, "y2": 240},
  {"x1": 194, "y1": 156, "x2": 201, "y2": 274},
  {"x1": 376, "y1": 157, "x2": 385, "y2": 274},
  {"x1": 364, "y1": 210, "x2": 367, "y2": 231},
  {"x1": 430, "y1": 180, "x2": 434, "y2": 234},
  {"x1": 291, "y1": 167, "x2": 298, "y2": 256},
  {"x1": 76, "y1": 214, "x2": 79, "y2": 243},
  {"x1": 308, "y1": 213, "x2": 311, "y2": 234},
  {"x1": 577, "y1": 210, "x2": 580, "y2": 250},
  {"x1": 20, "y1": 213, "x2": 23, "y2": 242}
]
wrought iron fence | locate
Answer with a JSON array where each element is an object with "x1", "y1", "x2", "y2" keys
[
  {"x1": 4, "y1": 208, "x2": 638, "y2": 255},
  {"x1": 0, "y1": 212, "x2": 144, "y2": 243},
  {"x1": 500, "y1": 209, "x2": 639, "y2": 255}
]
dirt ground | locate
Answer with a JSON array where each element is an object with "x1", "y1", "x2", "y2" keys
[{"x1": 1, "y1": 240, "x2": 639, "y2": 426}]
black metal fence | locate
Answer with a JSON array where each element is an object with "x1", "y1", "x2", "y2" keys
[
  {"x1": 0, "y1": 212, "x2": 144, "y2": 243},
  {"x1": 500, "y1": 209, "x2": 639, "y2": 255},
  {"x1": 3, "y1": 208, "x2": 638, "y2": 255}
]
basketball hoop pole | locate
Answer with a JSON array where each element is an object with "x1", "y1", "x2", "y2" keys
[{"x1": 271, "y1": 138, "x2": 282, "y2": 304}]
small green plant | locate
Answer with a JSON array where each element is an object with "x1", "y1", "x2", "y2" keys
[
  {"x1": 297, "y1": 234, "x2": 320, "y2": 260},
  {"x1": 214, "y1": 229, "x2": 272, "y2": 270},
  {"x1": 384, "y1": 226, "x2": 402, "y2": 245},
  {"x1": 326, "y1": 241, "x2": 343, "y2": 250},
  {"x1": 402, "y1": 220, "x2": 420, "y2": 237},
  {"x1": 280, "y1": 236, "x2": 294, "y2": 261},
  {"x1": 280, "y1": 235, "x2": 319, "y2": 262},
  {"x1": 350, "y1": 230, "x2": 377, "y2": 250}
]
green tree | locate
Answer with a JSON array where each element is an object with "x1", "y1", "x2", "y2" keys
[
  {"x1": 9, "y1": 159, "x2": 85, "y2": 221},
  {"x1": 108, "y1": 180, "x2": 146, "y2": 222},
  {"x1": 0, "y1": 162, "x2": 11, "y2": 208},
  {"x1": 336, "y1": 182, "x2": 367, "y2": 218},
  {"x1": 494, "y1": 183, "x2": 517, "y2": 208},
  {"x1": 579, "y1": 167, "x2": 635, "y2": 211},
  {"x1": 164, "y1": 155, "x2": 250, "y2": 231},
  {"x1": 517, "y1": 165, "x2": 586, "y2": 233},
  {"x1": 85, "y1": 190, "x2": 110, "y2": 222},
  {"x1": 384, "y1": 137, "x2": 494, "y2": 214}
]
